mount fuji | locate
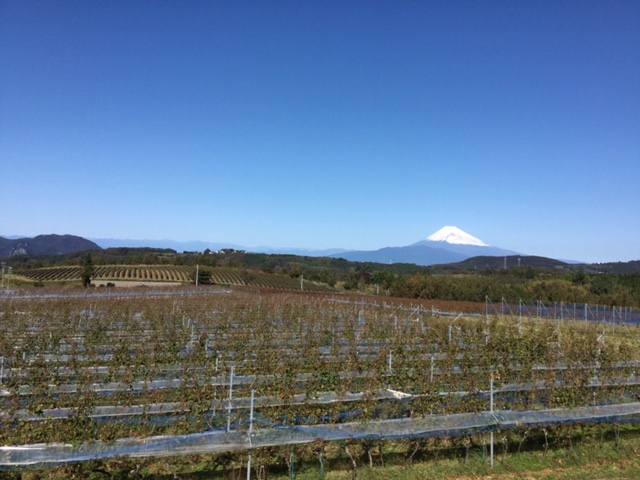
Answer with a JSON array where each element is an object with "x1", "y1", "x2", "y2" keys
[
  {"x1": 330, "y1": 226, "x2": 520, "y2": 266},
  {"x1": 422, "y1": 226, "x2": 489, "y2": 246}
]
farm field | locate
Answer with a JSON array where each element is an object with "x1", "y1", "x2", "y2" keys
[
  {"x1": 1, "y1": 286, "x2": 640, "y2": 477},
  {"x1": 15, "y1": 265, "x2": 333, "y2": 292}
]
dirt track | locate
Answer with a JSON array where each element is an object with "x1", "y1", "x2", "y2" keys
[{"x1": 93, "y1": 280, "x2": 183, "y2": 288}]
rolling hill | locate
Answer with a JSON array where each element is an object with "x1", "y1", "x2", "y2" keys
[{"x1": 0, "y1": 234, "x2": 101, "y2": 258}]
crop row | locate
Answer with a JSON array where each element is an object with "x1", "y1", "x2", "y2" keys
[
  {"x1": 16, "y1": 266, "x2": 332, "y2": 292},
  {"x1": 7, "y1": 376, "x2": 640, "y2": 425},
  {"x1": 4, "y1": 401, "x2": 640, "y2": 471},
  {"x1": 94, "y1": 266, "x2": 192, "y2": 282},
  {"x1": 18, "y1": 265, "x2": 194, "y2": 283},
  {"x1": 4, "y1": 361, "x2": 639, "y2": 410},
  {"x1": 0, "y1": 289, "x2": 638, "y2": 447}
]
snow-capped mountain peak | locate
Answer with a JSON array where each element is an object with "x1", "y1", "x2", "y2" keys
[
  {"x1": 335, "y1": 226, "x2": 519, "y2": 266},
  {"x1": 425, "y1": 226, "x2": 489, "y2": 247}
]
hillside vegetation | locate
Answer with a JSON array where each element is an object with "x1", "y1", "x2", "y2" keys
[
  {"x1": 17, "y1": 264, "x2": 332, "y2": 292},
  {"x1": 0, "y1": 234, "x2": 100, "y2": 257},
  {"x1": 5, "y1": 247, "x2": 640, "y2": 307}
]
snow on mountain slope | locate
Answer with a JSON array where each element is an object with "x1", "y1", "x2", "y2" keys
[
  {"x1": 331, "y1": 226, "x2": 520, "y2": 266},
  {"x1": 425, "y1": 226, "x2": 489, "y2": 246}
]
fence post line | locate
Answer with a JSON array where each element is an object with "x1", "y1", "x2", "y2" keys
[
  {"x1": 227, "y1": 365, "x2": 235, "y2": 432},
  {"x1": 490, "y1": 376, "x2": 494, "y2": 468},
  {"x1": 430, "y1": 354, "x2": 434, "y2": 383},
  {"x1": 485, "y1": 296, "x2": 489, "y2": 322},
  {"x1": 247, "y1": 389, "x2": 255, "y2": 480},
  {"x1": 518, "y1": 299, "x2": 523, "y2": 330},
  {"x1": 519, "y1": 318, "x2": 522, "y2": 336}
]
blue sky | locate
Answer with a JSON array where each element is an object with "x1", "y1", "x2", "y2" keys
[{"x1": 1, "y1": 1, "x2": 638, "y2": 263}]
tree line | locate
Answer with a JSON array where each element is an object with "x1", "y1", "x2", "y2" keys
[{"x1": 7, "y1": 248, "x2": 640, "y2": 307}]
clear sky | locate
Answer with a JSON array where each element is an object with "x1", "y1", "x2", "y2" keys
[{"x1": 1, "y1": 1, "x2": 638, "y2": 263}]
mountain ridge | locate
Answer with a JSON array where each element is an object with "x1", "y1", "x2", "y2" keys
[
  {"x1": 0, "y1": 234, "x2": 101, "y2": 258},
  {"x1": 90, "y1": 238, "x2": 349, "y2": 257},
  {"x1": 6, "y1": 228, "x2": 638, "y2": 268},
  {"x1": 2, "y1": 233, "x2": 639, "y2": 274},
  {"x1": 331, "y1": 226, "x2": 521, "y2": 266}
]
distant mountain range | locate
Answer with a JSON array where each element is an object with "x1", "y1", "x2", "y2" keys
[
  {"x1": 0, "y1": 234, "x2": 100, "y2": 258},
  {"x1": 89, "y1": 227, "x2": 516, "y2": 265},
  {"x1": 0, "y1": 234, "x2": 348, "y2": 260},
  {"x1": 0, "y1": 226, "x2": 537, "y2": 267},
  {"x1": 3, "y1": 228, "x2": 637, "y2": 274},
  {"x1": 329, "y1": 226, "x2": 520, "y2": 266},
  {"x1": 91, "y1": 237, "x2": 349, "y2": 257},
  {"x1": 90, "y1": 237, "x2": 241, "y2": 253}
]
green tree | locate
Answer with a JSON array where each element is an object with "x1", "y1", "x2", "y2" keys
[
  {"x1": 193, "y1": 267, "x2": 212, "y2": 285},
  {"x1": 590, "y1": 275, "x2": 618, "y2": 296},
  {"x1": 80, "y1": 253, "x2": 95, "y2": 287},
  {"x1": 572, "y1": 271, "x2": 588, "y2": 285}
]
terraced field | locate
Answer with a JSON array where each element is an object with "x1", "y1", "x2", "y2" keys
[{"x1": 16, "y1": 265, "x2": 333, "y2": 292}]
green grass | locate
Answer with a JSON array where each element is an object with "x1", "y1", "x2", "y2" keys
[
  {"x1": 268, "y1": 427, "x2": 640, "y2": 480},
  {"x1": 7, "y1": 425, "x2": 640, "y2": 480}
]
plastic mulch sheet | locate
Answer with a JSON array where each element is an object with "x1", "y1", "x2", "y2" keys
[{"x1": 2, "y1": 402, "x2": 640, "y2": 470}]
